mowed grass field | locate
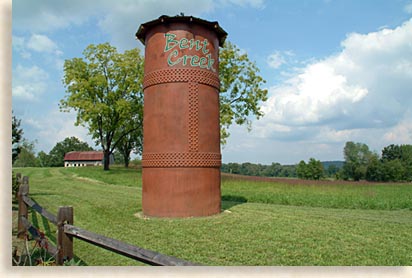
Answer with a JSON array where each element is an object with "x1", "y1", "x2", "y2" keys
[{"x1": 12, "y1": 166, "x2": 412, "y2": 266}]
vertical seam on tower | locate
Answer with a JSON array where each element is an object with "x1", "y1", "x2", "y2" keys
[{"x1": 188, "y1": 82, "x2": 199, "y2": 152}]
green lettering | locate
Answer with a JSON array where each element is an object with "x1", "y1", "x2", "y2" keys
[
  {"x1": 167, "y1": 49, "x2": 181, "y2": 66},
  {"x1": 202, "y1": 39, "x2": 209, "y2": 54},
  {"x1": 195, "y1": 40, "x2": 202, "y2": 51},
  {"x1": 164, "y1": 34, "x2": 215, "y2": 71},
  {"x1": 188, "y1": 39, "x2": 194, "y2": 49},
  {"x1": 199, "y1": 57, "x2": 208, "y2": 68},
  {"x1": 206, "y1": 54, "x2": 215, "y2": 72},
  {"x1": 182, "y1": 55, "x2": 189, "y2": 66},
  {"x1": 188, "y1": 39, "x2": 202, "y2": 51},
  {"x1": 164, "y1": 33, "x2": 178, "y2": 52},
  {"x1": 190, "y1": 55, "x2": 200, "y2": 67},
  {"x1": 179, "y1": 38, "x2": 188, "y2": 49}
]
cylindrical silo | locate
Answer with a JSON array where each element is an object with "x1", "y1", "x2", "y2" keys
[{"x1": 136, "y1": 15, "x2": 227, "y2": 217}]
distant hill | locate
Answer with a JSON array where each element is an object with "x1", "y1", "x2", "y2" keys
[{"x1": 321, "y1": 161, "x2": 344, "y2": 169}]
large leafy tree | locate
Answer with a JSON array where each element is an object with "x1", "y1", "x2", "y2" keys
[
  {"x1": 380, "y1": 144, "x2": 412, "y2": 181},
  {"x1": 60, "y1": 43, "x2": 144, "y2": 170},
  {"x1": 47, "y1": 136, "x2": 94, "y2": 167},
  {"x1": 12, "y1": 112, "x2": 23, "y2": 164},
  {"x1": 342, "y1": 141, "x2": 376, "y2": 181},
  {"x1": 219, "y1": 41, "x2": 268, "y2": 144}
]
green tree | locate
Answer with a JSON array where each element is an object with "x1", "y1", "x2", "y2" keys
[
  {"x1": 342, "y1": 141, "x2": 375, "y2": 181},
  {"x1": 12, "y1": 112, "x2": 23, "y2": 164},
  {"x1": 224, "y1": 162, "x2": 241, "y2": 174},
  {"x1": 116, "y1": 133, "x2": 142, "y2": 168},
  {"x1": 307, "y1": 158, "x2": 324, "y2": 180},
  {"x1": 219, "y1": 41, "x2": 268, "y2": 144},
  {"x1": 381, "y1": 144, "x2": 412, "y2": 181},
  {"x1": 297, "y1": 158, "x2": 323, "y2": 180},
  {"x1": 37, "y1": 151, "x2": 51, "y2": 167},
  {"x1": 48, "y1": 136, "x2": 94, "y2": 167},
  {"x1": 325, "y1": 164, "x2": 339, "y2": 178},
  {"x1": 381, "y1": 159, "x2": 405, "y2": 182},
  {"x1": 112, "y1": 150, "x2": 125, "y2": 165},
  {"x1": 296, "y1": 160, "x2": 307, "y2": 179},
  {"x1": 262, "y1": 162, "x2": 282, "y2": 177},
  {"x1": 366, "y1": 155, "x2": 383, "y2": 181},
  {"x1": 381, "y1": 144, "x2": 401, "y2": 161},
  {"x1": 280, "y1": 165, "x2": 297, "y2": 178},
  {"x1": 115, "y1": 108, "x2": 143, "y2": 168},
  {"x1": 399, "y1": 145, "x2": 412, "y2": 181},
  {"x1": 60, "y1": 43, "x2": 144, "y2": 170},
  {"x1": 13, "y1": 139, "x2": 38, "y2": 167}
]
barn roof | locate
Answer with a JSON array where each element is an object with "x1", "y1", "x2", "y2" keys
[{"x1": 64, "y1": 151, "x2": 103, "y2": 161}]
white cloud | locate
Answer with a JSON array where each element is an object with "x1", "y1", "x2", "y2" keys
[
  {"x1": 258, "y1": 18, "x2": 412, "y2": 142},
  {"x1": 13, "y1": 33, "x2": 63, "y2": 70},
  {"x1": 12, "y1": 65, "x2": 49, "y2": 101},
  {"x1": 97, "y1": 0, "x2": 217, "y2": 51},
  {"x1": 12, "y1": 0, "x2": 102, "y2": 32},
  {"x1": 26, "y1": 107, "x2": 96, "y2": 153},
  {"x1": 12, "y1": 0, "x2": 264, "y2": 51},
  {"x1": 27, "y1": 34, "x2": 61, "y2": 55},
  {"x1": 12, "y1": 36, "x2": 31, "y2": 59},
  {"x1": 267, "y1": 51, "x2": 286, "y2": 69},
  {"x1": 260, "y1": 61, "x2": 368, "y2": 127},
  {"x1": 383, "y1": 112, "x2": 412, "y2": 144}
]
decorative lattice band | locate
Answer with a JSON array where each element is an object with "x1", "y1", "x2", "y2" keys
[
  {"x1": 188, "y1": 82, "x2": 199, "y2": 152},
  {"x1": 142, "y1": 152, "x2": 221, "y2": 168},
  {"x1": 143, "y1": 68, "x2": 220, "y2": 90}
]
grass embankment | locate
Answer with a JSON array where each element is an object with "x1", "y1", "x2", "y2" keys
[{"x1": 13, "y1": 167, "x2": 412, "y2": 266}]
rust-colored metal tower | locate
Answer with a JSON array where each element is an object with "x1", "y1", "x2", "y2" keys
[{"x1": 136, "y1": 15, "x2": 227, "y2": 217}]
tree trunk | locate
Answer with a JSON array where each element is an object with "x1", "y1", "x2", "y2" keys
[
  {"x1": 103, "y1": 150, "x2": 111, "y2": 171},
  {"x1": 123, "y1": 151, "x2": 131, "y2": 168}
]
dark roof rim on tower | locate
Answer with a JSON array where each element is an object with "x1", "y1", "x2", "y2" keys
[{"x1": 135, "y1": 15, "x2": 227, "y2": 47}]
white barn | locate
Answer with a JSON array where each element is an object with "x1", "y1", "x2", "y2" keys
[{"x1": 64, "y1": 151, "x2": 104, "y2": 167}]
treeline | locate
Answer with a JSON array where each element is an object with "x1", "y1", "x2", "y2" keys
[
  {"x1": 13, "y1": 136, "x2": 94, "y2": 168},
  {"x1": 342, "y1": 142, "x2": 412, "y2": 182},
  {"x1": 222, "y1": 142, "x2": 412, "y2": 182},
  {"x1": 221, "y1": 160, "x2": 342, "y2": 179},
  {"x1": 12, "y1": 135, "x2": 138, "y2": 168},
  {"x1": 221, "y1": 162, "x2": 298, "y2": 178},
  {"x1": 13, "y1": 112, "x2": 141, "y2": 168}
]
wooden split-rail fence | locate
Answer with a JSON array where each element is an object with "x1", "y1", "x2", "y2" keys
[{"x1": 15, "y1": 173, "x2": 200, "y2": 266}]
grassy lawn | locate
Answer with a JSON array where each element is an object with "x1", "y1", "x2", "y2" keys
[
  {"x1": 12, "y1": 166, "x2": 412, "y2": 266},
  {"x1": 222, "y1": 174, "x2": 412, "y2": 210}
]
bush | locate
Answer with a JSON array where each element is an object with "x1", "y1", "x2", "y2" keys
[
  {"x1": 12, "y1": 171, "x2": 19, "y2": 198},
  {"x1": 297, "y1": 158, "x2": 324, "y2": 180}
]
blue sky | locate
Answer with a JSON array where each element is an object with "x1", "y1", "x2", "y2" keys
[{"x1": 11, "y1": 0, "x2": 412, "y2": 164}]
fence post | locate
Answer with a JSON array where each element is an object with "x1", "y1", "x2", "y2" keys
[
  {"x1": 17, "y1": 176, "x2": 29, "y2": 239},
  {"x1": 57, "y1": 206, "x2": 74, "y2": 265},
  {"x1": 15, "y1": 172, "x2": 22, "y2": 200}
]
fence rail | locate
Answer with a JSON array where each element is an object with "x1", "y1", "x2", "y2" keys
[
  {"x1": 16, "y1": 174, "x2": 200, "y2": 266},
  {"x1": 22, "y1": 195, "x2": 58, "y2": 225}
]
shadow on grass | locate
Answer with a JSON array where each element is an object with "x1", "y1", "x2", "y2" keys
[
  {"x1": 29, "y1": 207, "x2": 87, "y2": 266},
  {"x1": 221, "y1": 195, "x2": 248, "y2": 210}
]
